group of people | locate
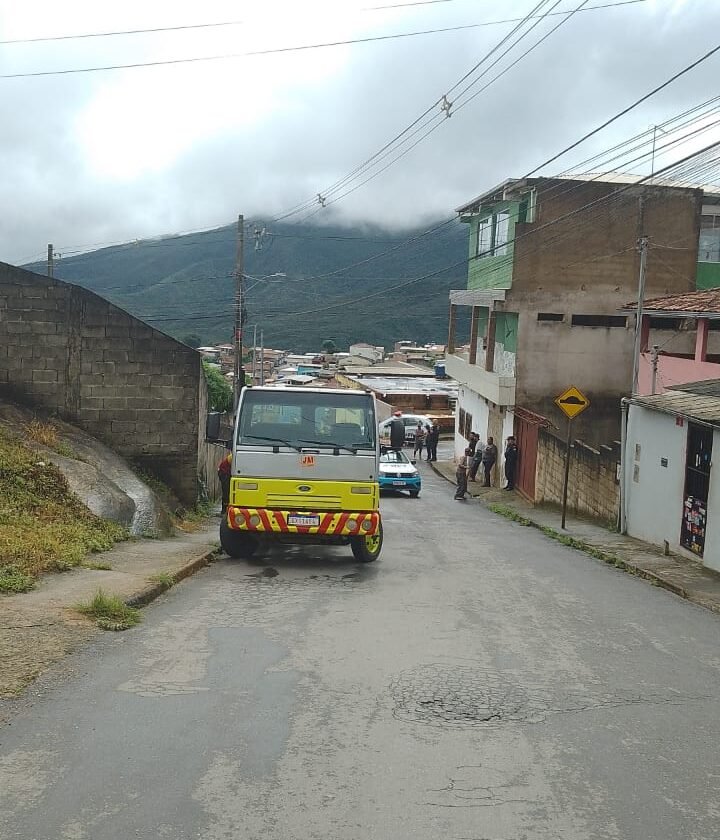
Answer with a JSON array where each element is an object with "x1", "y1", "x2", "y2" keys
[
  {"x1": 454, "y1": 433, "x2": 519, "y2": 501},
  {"x1": 387, "y1": 411, "x2": 440, "y2": 462}
]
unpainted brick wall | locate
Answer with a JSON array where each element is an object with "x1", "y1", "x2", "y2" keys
[
  {"x1": 0, "y1": 262, "x2": 210, "y2": 505},
  {"x1": 534, "y1": 427, "x2": 620, "y2": 524}
]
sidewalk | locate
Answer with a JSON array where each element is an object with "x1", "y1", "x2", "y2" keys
[
  {"x1": 0, "y1": 522, "x2": 219, "y2": 704},
  {"x1": 429, "y1": 459, "x2": 720, "y2": 616}
]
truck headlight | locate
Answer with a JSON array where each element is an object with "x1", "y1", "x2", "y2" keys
[
  {"x1": 351, "y1": 486, "x2": 372, "y2": 494},
  {"x1": 235, "y1": 482, "x2": 258, "y2": 490}
]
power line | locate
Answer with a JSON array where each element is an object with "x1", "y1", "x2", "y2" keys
[{"x1": 0, "y1": 1, "x2": 458, "y2": 46}]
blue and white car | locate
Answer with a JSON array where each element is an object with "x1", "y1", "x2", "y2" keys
[{"x1": 378, "y1": 449, "x2": 421, "y2": 497}]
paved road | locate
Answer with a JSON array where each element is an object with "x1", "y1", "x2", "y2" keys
[{"x1": 2, "y1": 463, "x2": 720, "y2": 839}]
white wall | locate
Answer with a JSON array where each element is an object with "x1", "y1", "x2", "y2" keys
[
  {"x1": 454, "y1": 386, "x2": 490, "y2": 460},
  {"x1": 625, "y1": 405, "x2": 720, "y2": 568}
]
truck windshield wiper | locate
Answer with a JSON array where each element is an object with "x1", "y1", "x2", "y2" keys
[
  {"x1": 243, "y1": 434, "x2": 302, "y2": 453},
  {"x1": 298, "y1": 438, "x2": 360, "y2": 455}
]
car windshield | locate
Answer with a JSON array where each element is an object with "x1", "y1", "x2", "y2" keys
[
  {"x1": 237, "y1": 390, "x2": 376, "y2": 450},
  {"x1": 380, "y1": 450, "x2": 410, "y2": 464}
]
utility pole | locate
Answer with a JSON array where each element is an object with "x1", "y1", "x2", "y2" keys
[
  {"x1": 251, "y1": 324, "x2": 258, "y2": 384},
  {"x1": 47, "y1": 244, "x2": 54, "y2": 278},
  {"x1": 260, "y1": 330, "x2": 265, "y2": 385},
  {"x1": 233, "y1": 214, "x2": 245, "y2": 411},
  {"x1": 631, "y1": 235, "x2": 649, "y2": 396},
  {"x1": 650, "y1": 344, "x2": 660, "y2": 395}
]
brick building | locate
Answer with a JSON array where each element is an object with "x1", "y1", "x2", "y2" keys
[
  {"x1": 0, "y1": 262, "x2": 214, "y2": 505},
  {"x1": 445, "y1": 176, "x2": 711, "y2": 500}
]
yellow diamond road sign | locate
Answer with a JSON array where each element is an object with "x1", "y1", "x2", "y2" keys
[{"x1": 555, "y1": 386, "x2": 590, "y2": 420}]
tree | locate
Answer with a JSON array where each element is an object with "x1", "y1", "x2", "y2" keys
[
  {"x1": 202, "y1": 361, "x2": 233, "y2": 412},
  {"x1": 322, "y1": 339, "x2": 338, "y2": 355},
  {"x1": 182, "y1": 333, "x2": 202, "y2": 348}
]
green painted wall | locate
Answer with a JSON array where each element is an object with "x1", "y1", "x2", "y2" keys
[
  {"x1": 466, "y1": 200, "x2": 521, "y2": 291},
  {"x1": 697, "y1": 261, "x2": 720, "y2": 290},
  {"x1": 496, "y1": 312, "x2": 518, "y2": 353}
]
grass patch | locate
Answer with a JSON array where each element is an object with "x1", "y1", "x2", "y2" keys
[
  {"x1": 75, "y1": 589, "x2": 141, "y2": 631},
  {"x1": 81, "y1": 561, "x2": 112, "y2": 571},
  {"x1": 487, "y1": 503, "x2": 532, "y2": 526},
  {"x1": 0, "y1": 564, "x2": 36, "y2": 593},
  {"x1": 24, "y1": 419, "x2": 77, "y2": 459},
  {"x1": 149, "y1": 572, "x2": 175, "y2": 589},
  {"x1": 0, "y1": 427, "x2": 127, "y2": 591}
]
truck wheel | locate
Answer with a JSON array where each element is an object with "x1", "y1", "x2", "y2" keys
[
  {"x1": 220, "y1": 519, "x2": 258, "y2": 559},
  {"x1": 350, "y1": 522, "x2": 383, "y2": 563}
]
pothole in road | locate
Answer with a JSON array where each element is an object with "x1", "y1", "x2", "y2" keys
[{"x1": 389, "y1": 664, "x2": 687, "y2": 728}]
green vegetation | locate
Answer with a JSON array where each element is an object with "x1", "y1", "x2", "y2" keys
[
  {"x1": 75, "y1": 589, "x2": 141, "y2": 631},
  {"x1": 0, "y1": 565, "x2": 36, "y2": 594},
  {"x1": 181, "y1": 333, "x2": 202, "y2": 348},
  {"x1": 487, "y1": 503, "x2": 532, "y2": 526},
  {"x1": 203, "y1": 360, "x2": 233, "y2": 412},
  {"x1": 0, "y1": 428, "x2": 126, "y2": 590},
  {"x1": 322, "y1": 338, "x2": 338, "y2": 354},
  {"x1": 149, "y1": 572, "x2": 175, "y2": 589},
  {"x1": 24, "y1": 419, "x2": 77, "y2": 459},
  {"x1": 81, "y1": 560, "x2": 113, "y2": 571},
  {"x1": 29, "y1": 220, "x2": 470, "y2": 352}
]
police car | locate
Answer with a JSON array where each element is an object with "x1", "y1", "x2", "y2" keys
[{"x1": 378, "y1": 449, "x2": 421, "y2": 497}]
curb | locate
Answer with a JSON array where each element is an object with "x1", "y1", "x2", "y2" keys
[
  {"x1": 125, "y1": 547, "x2": 220, "y2": 608},
  {"x1": 427, "y1": 459, "x2": 717, "y2": 615}
]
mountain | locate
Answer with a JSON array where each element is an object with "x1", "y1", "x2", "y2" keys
[{"x1": 26, "y1": 219, "x2": 469, "y2": 352}]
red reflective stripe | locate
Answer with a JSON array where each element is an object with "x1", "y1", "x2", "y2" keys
[
  {"x1": 318, "y1": 513, "x2": 335, "y2": 534},
  {"x1": 274, "y1": 511, "x2": 288, "y2": 530},
  {"x1": 257, "y1": 509, "x2": 273, "y2": 531},
  {"x1": 333, "y1": 512, "x2": 350, "y2": 534}
]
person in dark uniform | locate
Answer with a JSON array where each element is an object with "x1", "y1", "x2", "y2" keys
[
  {"x1": 504, "y1": 435, "x2": 519, "y2": 491},
  {"x1": 218, "y1": 443, "x2": 232, "y2": 514},
  {"x1": 389, "y1": 410, "x2": 406, "y2": 452},
  {"x1": 425, "y1": 422, "x2": 440, "y2": 462}
]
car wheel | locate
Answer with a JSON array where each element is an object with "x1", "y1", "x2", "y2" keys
[
  {"x1": 350, "y1": 521, "x2": 383, "y2": 563},
  {"x1": 220, "y1": 519, "x2": 258, "y2": 559}
]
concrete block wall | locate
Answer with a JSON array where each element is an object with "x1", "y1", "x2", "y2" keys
[
  {"x1": 534, "y1": 427, "x2": 620, "y2": 525},
  {"x1": 0, "y1": 261, "x2": 208, "y2": 505}
]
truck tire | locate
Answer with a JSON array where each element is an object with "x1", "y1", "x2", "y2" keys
[
  {"x1": 220, "y1": 519, "x2": 258, "y2": 559},
  {"x1": 350, "y1": 522, "x2": 383, "y2": 563}
]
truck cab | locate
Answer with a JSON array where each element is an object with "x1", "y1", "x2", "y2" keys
[{"x1": 221, "y1": 386, "x2": 383, "y2": 562}]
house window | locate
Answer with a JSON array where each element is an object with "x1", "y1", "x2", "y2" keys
[
  {"x1": 477, "y1": 218, "x2": 492, "y2": 257},
  {"x1": 462, "y1": 410, "x2": 473, "y2": 440},
  {"x1": 571, "y1": 314, "x2": 627, "y2": 328},
  {"x1": 494, "y1": 212, "x2": 510, "y2": 256},
  {"x1": 537, "y1": 312, "x2": 564, "y2": 322}
]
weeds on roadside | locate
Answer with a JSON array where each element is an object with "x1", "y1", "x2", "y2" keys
[
  {"x1": 0, "y1": 428, "x2": 126, "y2": 591},
  {"x1": 24, "y1": 419, "x2": 77, "y2": 459},
  {"x1": 149, "y1": 572, "x2": 175, "y2": 589},
  {"x1": 75, "y1": 589, "x2": 141, "y2": 631},
  {"x1": 0, "y1": 564, "x2": 35, "y2": 594},
  {"x1": 487, "y1": 504, "x2": 532, "y2": 526},
  {"x1": 81, "y1": 561, "x2": 112, "y2": 571}
]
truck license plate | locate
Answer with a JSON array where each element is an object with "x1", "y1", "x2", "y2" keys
[{"x1": 288, "y1": 514, "x2": 320, "y2": 527}]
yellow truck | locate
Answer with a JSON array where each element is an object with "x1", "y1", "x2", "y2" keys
[{"x1": 221, "y1": 386, "x2": 383, "y2": 562}]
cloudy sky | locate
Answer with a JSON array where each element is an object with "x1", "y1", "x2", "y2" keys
[{"x1": 0, "y1": 0, "x2": 715, "y2": 264}]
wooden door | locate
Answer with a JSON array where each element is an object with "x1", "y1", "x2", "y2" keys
[{"x1": 514, "y1": 413, "x2": 539, "y2": 501}]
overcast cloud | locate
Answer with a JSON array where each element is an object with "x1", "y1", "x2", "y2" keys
[{"x1": 0, "y1": 0, "x2": 716, "y2": 264}]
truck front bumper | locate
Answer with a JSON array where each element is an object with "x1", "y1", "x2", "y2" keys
[{"x1": 226, "y1": 507, "x2": 381, "y2": 537}]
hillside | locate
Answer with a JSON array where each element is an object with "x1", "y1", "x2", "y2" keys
[{"x1": 26, "y1": 220, "x2": 469, "y2": 352}]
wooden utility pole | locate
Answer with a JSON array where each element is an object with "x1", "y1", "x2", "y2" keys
[
  {"x1": 631, "y1": 235, "x2": 649, "y2": 396},
  {"x1": 47, "y1": 244, "x2": 54, "y2": 277},
  {"x1": 233, "y1": 215, "x2": 245, "y2": 411}
]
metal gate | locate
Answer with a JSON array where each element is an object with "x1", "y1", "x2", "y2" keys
[{"x1": 513, "y1": 407, "x2": 548, "y2": 502}]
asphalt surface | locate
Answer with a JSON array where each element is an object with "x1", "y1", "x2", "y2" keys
[{"x1": 2, "y1": 460, "x2": 720, "y2": 839}]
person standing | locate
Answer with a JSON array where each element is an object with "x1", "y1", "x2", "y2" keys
[
  {"x1": 481, "y1": 436, "x2": 498, "y2": 487},
  {"x1": 468, "y1": 441, "x2": 484, "y2": 482},
  {"x1": 389, "y1": 410, "x2": 405, "y2": 451},
  {"x1": 426, "y1": 422, "x2": 440, "y2": 462},
  {"x1": 454, "y1": 447, "x2": 472, "y2": 500},
  {"x1": 468, "y1": 432, "x2": 479, "y2": 455},
  {"x1": 413, "y1": 421, "x2": 426, "y2": 459},
  {"x1": 218, "y1": 444, "x2": 233, "y2": 514},
  {"x1": 504, "y1": 435, "x2": 519, "y2": 491}
]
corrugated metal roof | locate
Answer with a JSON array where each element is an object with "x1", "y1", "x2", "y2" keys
[
  {"x1": 623, "y1": 289, "x2": 720, "y2": 315},
  {"x1": 669, "y1": 379, "x2": 720, "y2": 397},
  {"x1": 631, "y1": 391, "x2": 720, "y2": 426}
]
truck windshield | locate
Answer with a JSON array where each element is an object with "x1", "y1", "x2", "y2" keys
[{"x1": 237, "y1": 390, "x2": 376, "y2": 451}]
